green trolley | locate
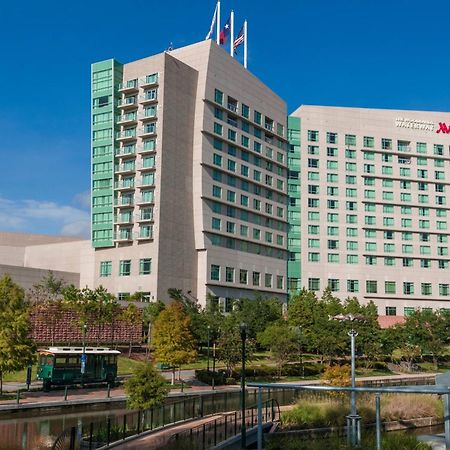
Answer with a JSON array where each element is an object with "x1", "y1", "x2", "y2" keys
[{"x1": 37, "y1": 347, "x2": 120, "y2": 391}]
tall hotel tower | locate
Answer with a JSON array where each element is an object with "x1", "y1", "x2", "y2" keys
[
  {"x1": 287, "y1": 106, "x2": 450, "y2": 316},
  {"x1": 91, "y1": 40, "x2": 289, "y2": 307}
]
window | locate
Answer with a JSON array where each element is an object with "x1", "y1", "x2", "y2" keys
[
  {"x1": 139, "y1": 258, "x2": 152, "y2": 275},
  {"x1": 363, "y1": 136, "x2": 374, "y2": 148},
  {"x1": 308, "y1": 278, "x2": 320, "y2": 291},
  {"x1": 214, "y1": 89, "x2": 223, "y2": 104},
  {"x1": 384, "y1": 257, "x2": 395, "y2": 266},
  {"x1": 381, "y1": 138, "x2": 392, "y2": 150},
  {"x1": 416, "y1": 142, "x2": 427, "y2": 153},
  {"x1": 421, "y1": 283, "x2": 432, "y2": 295},
  {"x1": 307, "y1": 130, "x2": 319, "y2": 142},
  {"x1": 252, "y1": 271, "x2": 260, "y2": 286},
  {"x1": 328, "y1": 253, "x2": 339, "y2": 263},
  {"x1": 265, "y1": 273, "x2": 273, "y2": 288},
  {"x1": 328, "y1": 279, "x2": 340, "y2": 291},
  {"x1": 346, "y1": 162, "x2": 356, "y2": 172},
  {"x1": 276, "y1": 275, "x2": 284, "y2": 289},
  {"x1": 119, "y1": 260, "x2": 131, "y2": 276},
  {"x1": 347, "y1": 280, "x2": 359, "y2": 292},
  {"x1": 213, "y1": 122, "x2": 223, "y2": 135},
  {"x1": 327, "y1": 147, "x2": 338, "y2": 157},
  {"x1": 345, "y1": 134, "x2": 356, "y2": 146},
  {"x1": 403, "y1": 258, "x2": 413, "y2": 267},
  {"x1": 225, "y1": 267, "x2": 235, "y2": 282},
  {"x1": 239, "y1": 269, "x2": 248, "y2": 285},
  {"x1": 210, "y1": 264, "x2": 220, "y2": 281},
  {"x1": 327, "y1": 132, "x2": 338, "y2": 144},
  {"x1": 347, "y1": 255, "x2": 358, "y2": 264},
  {"x1": 403, "y1": 282, "x2": 414, "y2": 295},
  {"x1": 100, "y1": 261, "x2": 112, "y2": 277},
  {"x1": 308, "y1": 252, "x2": 320, "y2": 262},
  {"x1": 386, "y1": 307, "x2": 397, "y2": 316},
  {"x1": 345, "y1": 149, "x2": 356, "y2": 159},
  {"x1": 439, "y1": 284, "x2": 450, "y2": 296},
  {"x1": 366, "y1": 280, "x2": 378, "y2": 293}
]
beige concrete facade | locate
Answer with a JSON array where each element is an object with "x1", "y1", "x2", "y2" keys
[
  {"x1": 0, "y1": 232, "x2": 87, "y2": 291},
  {"x1": 291, "y1": 105, "x2": 450, "y2": 316},
  {"x1": 93, "y1": 40, "x2": 289, "y2": 306}
]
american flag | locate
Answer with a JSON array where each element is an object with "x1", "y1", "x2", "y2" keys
[{"x1": 233, "y1": 23, "x2": 245, "y2": 50}]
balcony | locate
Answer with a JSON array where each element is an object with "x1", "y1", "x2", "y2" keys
[
  {"x1": 227, "y1": 102, "x2": 238, "y2": 113},
  {"x1": 114, "y1": 181, "x2": 135, "y2": 191},
  {"x1": 138, "y1": 125, "x2": 157, "y2": 137},
  {"x1": 137, "y1": 163, "x2": 156, "y2": 172},
  {"x1": 137, "y1": 231, "x2": 153, "y2": 241},
  {"x1": 115, "y1": 147, "x2": 136, "y2": 158},
  {"x1": 136, "y1": 196, "x2": 154, "y2": 205},
  {"x1": 115, "y1": 163, "x2": 136, "y2": 174},
  {"x1": 118, "y1": 79, "x2": 139, "y2": 93},
  {"x1": 114, "y1": 215, "x2": 134, "y2": 224},
  {"x1": 140, "y1": 91, "x2": 158, "y2": 105},
  {"x1": 140, "y1": 74, "x2": 158, "y2": 87},
  {"x1": 138, "y1": 110, "x2": 157, "y2": 121},
  {"x1": 114, "y1": 232, "x2": 133, "y2": 242},
  {"x1": 114, "y1": 197, "x2": 134, "y2": 208},
  {"x1": 117, "y1": 113, "x2": 137, "y2": 125},
  {"x1": 116, "y1": 130, "x2": 137, "y2": 142},
  {"x1": 137, "y1": 214, "x2": 153, "y2": 222},
  {"x1": 117, "y1": 97, "x2": 138, "y2": 109},
  {"x1": 137, "y1": 144, "x2": 157, "y2": 155}
]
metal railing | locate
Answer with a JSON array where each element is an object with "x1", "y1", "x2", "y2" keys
[
  {"x1": 51, "y1": 389, "x2": 292, "y2": 450},
  {"x1": 166, "y1": 398, "x2": 280, "y2": 450}
]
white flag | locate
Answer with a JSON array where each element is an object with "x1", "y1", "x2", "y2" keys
[{"x1": 205, "y1": 2, "x2": 218, "y2": 40}]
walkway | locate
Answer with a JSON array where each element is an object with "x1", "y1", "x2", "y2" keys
[{"x1": 112, "y1": 414, "x2": 225, "y2": 449}]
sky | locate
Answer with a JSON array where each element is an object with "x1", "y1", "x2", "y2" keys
[{"x1": 1, "y1": 0, "x2": 450, "y2": 238}]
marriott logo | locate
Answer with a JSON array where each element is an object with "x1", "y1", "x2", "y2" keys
[{"x1": 436, "y1": 122, "x2": 450, "y2": 134}]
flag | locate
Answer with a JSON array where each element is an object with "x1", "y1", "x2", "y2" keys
[
  {"x1": 205, "y1": 2, "x2": 218, "y2": 40},
  {"x1": 219, "y1": 15, "x2": 231, "y2": 45},
  {"x1": 233, "y1": 23, "x2": 245, "y2": 51}
]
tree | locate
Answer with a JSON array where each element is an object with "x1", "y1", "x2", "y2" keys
[
  {"x1": 231, "y1": 297, "x2": 282, "y2": 340},
  {"x1": 124, "y1": 363, "x2": 169, "y2": 410},
  {"x1": 62, "y1": 285, "x2": 120, "y2": 344},
  {"x1": 142, "y1": 301, "x2": 166, "y2": 356},
  {"x1": 257, "y1": 322, "x2": 297, "y2": 376},
  {"x1": 216, "y1": 319, "x2": 255, "y2": 377},
  {"x1": 152, "y1": 302, "x2": 197, "y2": 384},
  {"x1": 121, "y1": 303, "x2": 142, "y2": 357},
  {"x1": 28, "y1": 271, "x2": 66, "y2": 304},
  {"x1": 0, "y1": 275, "x2": 36, "y2": 393},
  {"x1": 401, "y1": 310, "x2": 448, "y2": 369}
]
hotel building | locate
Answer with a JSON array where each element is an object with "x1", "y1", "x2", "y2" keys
[
  {"x1": 287, "y1": 106, "x2": 450, "y2": 316},
  {"x1": 90, "y1": 40, "x2": 289, "y2": 307}
]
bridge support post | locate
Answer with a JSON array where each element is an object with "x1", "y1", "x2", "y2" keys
[{"x1": 257, "y1": 387, "x2": 263, "y2": 450}]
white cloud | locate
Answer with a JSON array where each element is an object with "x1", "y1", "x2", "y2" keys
[
  {"x1": 73, "y1": 191, "x2": 90, "y2": 210},
  {"x1": 0, "y1": 196, "x2": 90, "y2": 238}
]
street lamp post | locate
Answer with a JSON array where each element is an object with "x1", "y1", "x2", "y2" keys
[
  {"x1": 240, "y1": 322, "x2": 247, "y2": 450},
  {"x1": 207, "y1": 325, "x2": 211, "y2": 372},
  {"x1": 330, "y1": 314, "x2": 365, "y2": 447},
  {"x1": 347, "y1": 329, "x2": 361, "y2": 447},
  {"x1": 81, "y1": 323, "x2": 88, "y2": 387}
]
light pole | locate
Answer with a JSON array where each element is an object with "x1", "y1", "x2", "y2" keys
[
  {"x1": 330, "y1": 314, "x2": 365, "y2": 447},
  {"x1": 240, "y1": 322, "x2": 247, "y2": 450},
  {"x1": 81, "y1": 323, "x2": 88, "y2": 387},
  {"x1": 207, "y1": 325, "x2": 211, "y2": 372},
  {"x1": 347, "y1": 329, "x2": 361, "y2": 447}
]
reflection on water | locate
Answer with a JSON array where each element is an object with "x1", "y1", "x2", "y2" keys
[{"x1": 0, "y1": 406, "x2": 127, "y2": 450}]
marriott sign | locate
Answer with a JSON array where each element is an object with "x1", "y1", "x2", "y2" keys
[{"x1": 395, "y1": 117, "x2": 450, "y2": 134}]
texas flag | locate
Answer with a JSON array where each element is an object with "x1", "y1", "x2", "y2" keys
[{"x1": 219, "y1": 16, "x2": 231, "y2": 45}]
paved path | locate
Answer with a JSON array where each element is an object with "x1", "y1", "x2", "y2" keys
[
  {"x1": 0, "y1": 372, "x2": 437, "y2": 409},
  {"x1": 112, "y1": 414, "x2": 225, "y2": 449}
]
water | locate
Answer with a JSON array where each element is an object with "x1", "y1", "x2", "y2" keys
[{"x1": 0, "y1": 406, "x2": 127, "y2": 450}]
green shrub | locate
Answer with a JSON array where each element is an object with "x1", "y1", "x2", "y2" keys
[{"x1": 195, "y1": 369, "x2": 226, "y2": 386}]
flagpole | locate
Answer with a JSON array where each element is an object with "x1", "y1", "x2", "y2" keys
[
  {"x1": 230, "y1": 10, "x2": 234, "y2": 57},
  {"x1": 216, "y1": 1, "x2": 221, "y2": 45},
  {"x1": 244, "y1": 20, "x2": 248, "y2": 68}
]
